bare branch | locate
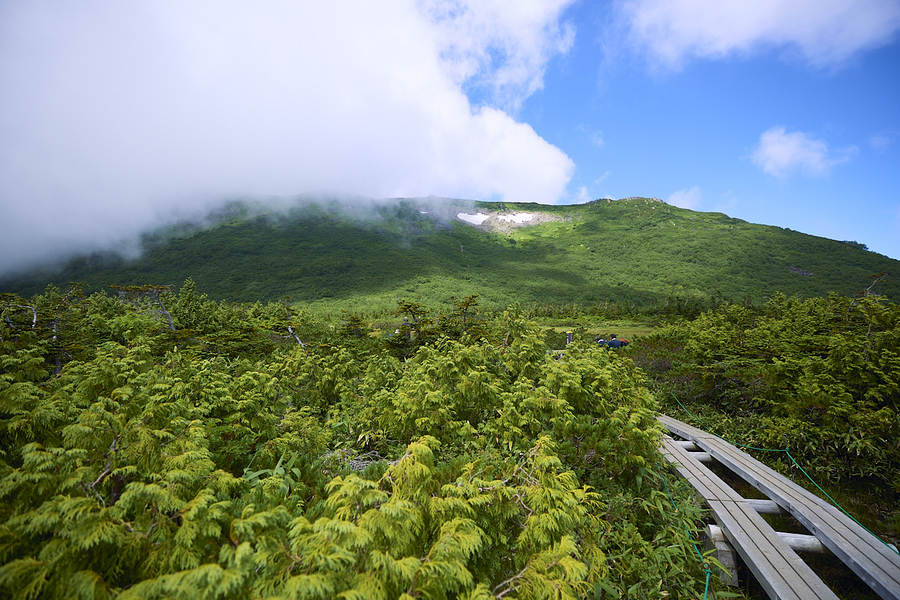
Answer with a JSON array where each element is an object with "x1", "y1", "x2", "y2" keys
[
  {"x1": 6, "y1": 304, "x2": 37, "y2": 329},
  {"x1": 156, "y1": 294, "x2": 175, "y2": 332},
  {"x1": 287, "y1": 326, "x2": 307, "y2": 348},
  {"x1": 82, "y1": 434, "x2": 121, "y2": 507},
  {"x1": 862, "y1": 272, "x2": 886, "y2": 297},
  {"x1": 110, "y1": 284, "x2": 175, "y2": 331},
  {"x1": 493, "y1": 565, "x2": 529, "y2": 598}
]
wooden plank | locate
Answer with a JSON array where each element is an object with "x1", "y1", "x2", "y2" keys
[
  {"x1": 710, "y1": 525, "x2": 830, "y2": 554},
  {"x1": 746, "y1": 499, "x2": 786, "y2": 515},
  {"x1": 660, "y1": 436, "x2": 840, "y2": 600},
  {"x1": 709, "y1": 499, "x2": 837, "y2": 600},
  {"x1": 704, "y1": 438, "x2": 900, "y2": 600},
  {"x1": 659, "y1": 414, "x2": 900, "y2": 600},
  {"x1": 689, "y1": 451, "x2": 713, "y2": 463},
  {"x1": 658, "y1": 414, "x2": 716, "y2": 443},
  {"x1": 677, "y1": 440, "x2": 701, "y2": 450},
  {"x1": 661, "y1": 436, "x2": 744, "y2": 502}
]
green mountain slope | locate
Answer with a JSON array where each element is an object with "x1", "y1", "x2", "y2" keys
[{"x1": 2, "y1": 197, "x2": 897, "y2": 309}]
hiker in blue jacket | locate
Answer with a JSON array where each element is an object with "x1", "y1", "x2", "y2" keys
[{"x1": 608, "y1": 334, "x2": 622, "y2": 349}]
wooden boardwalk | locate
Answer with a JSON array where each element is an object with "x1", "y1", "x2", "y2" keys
[{"x1": 658, "y1": 414, "x2": 900, "y2": 600}]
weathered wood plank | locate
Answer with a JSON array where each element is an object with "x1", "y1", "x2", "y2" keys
[
  {"x1": 708, "y1": 441, "x2": 900, "y2": 600},
  {"x1": 746, "y1": 499, "x2": 786, "y2": 515},
  {"x1": 659, "y1": 414, "x2": 900, "y2": 600},
  {"x1": 660, "y1": 436, "x2": 840, "y2": 600},
  {"x1": 710, "y1": 499, "x2": 838, "y2": 600},
  {"x1": 661, "y1": 436, "x2": 743, "y2": 502},
  {"x1": 709, "y1": 525, "x2": 829, "y2": 555}
]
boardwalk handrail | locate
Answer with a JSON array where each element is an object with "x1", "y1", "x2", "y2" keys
[{"x1": 659, "y1": 414, "x2": 900, "y2": 600}]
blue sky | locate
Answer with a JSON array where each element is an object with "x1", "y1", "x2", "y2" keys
[
  {"x1": 518, "y1": 1, "x2": 900, "y2": 259},
  {"x1": 1, "y1": 0, "x2": 899, "y2": 276}
]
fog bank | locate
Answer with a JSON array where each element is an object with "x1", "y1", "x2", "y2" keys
[{"x1": 0, "y1": 1, "x2": 575, "y2": 277}]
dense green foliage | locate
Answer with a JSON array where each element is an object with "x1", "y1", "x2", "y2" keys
[
  {"x1": 632, "y1": 291, "x2": 900, "y2": 538},
  {"x1": 0, "y1": 283, "x2": 725, "y2": 599},
  {"x1": 3, "y1": 197, "x2": 898, "y2": 311}
]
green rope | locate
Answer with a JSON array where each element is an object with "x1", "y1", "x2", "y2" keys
[
  {"x1": 658, "y1": 471, "x2": 714, "y2": 600},
  {"x1": 667, "y1": 391, "x2": 900, "y2": 557},
  {"x1": 784, "y1": 449, "x2": 898, "y2": 556}
]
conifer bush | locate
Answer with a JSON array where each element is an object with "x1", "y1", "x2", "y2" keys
[
  {"x1": 636, "y1": 292, "x2": 900, "y2": 534},
  {"x1": 0, "y1": 283, "x2": 720, "y2": 599}
]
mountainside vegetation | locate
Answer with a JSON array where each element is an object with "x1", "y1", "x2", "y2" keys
[
  {"x1": 2, "y1": 280, "x2": 898, "y2": 598},
  {"x1": 636, "y1": 291, "x2": 900, "y2": 524},
  {"x1": 1, "y1": 282, "x2": 726, "y2": 599},
  {"x1": 2, "y1": 197, "x2": 898, "y2": 598},
  {"x1": 2, "y1": 197, "x2": 897, "y2": 312}
]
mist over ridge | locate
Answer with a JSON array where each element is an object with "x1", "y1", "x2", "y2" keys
[
  {"x1": 2, "y1": 195, "x2": 897, "y2": 309},
  {"x1": 0, "y1": 194, "x2": 478, "y2": 279},
  {"x1": 3, "y1": 2, "x2": 899, "y2": 280}
]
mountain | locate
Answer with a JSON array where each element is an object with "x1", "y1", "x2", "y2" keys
[{"x1": 2, "y1": 196, "x2": 898, "y2": 310}]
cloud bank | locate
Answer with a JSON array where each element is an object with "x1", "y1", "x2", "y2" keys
[
  {"x1": 421, "y1": 0, "x2": 576, "y2": 111},
  {"x1": 620, "y1": 0, "x2": 900, "y2": 68},
  {"x1": 751, "y1": 126, "x2": 857, "y2": 178},
  {"x1": 0, "y1": 1, "x2": 576, "y2": 275}
]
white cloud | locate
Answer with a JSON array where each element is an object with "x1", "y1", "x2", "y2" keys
[
  {"x1": 0, "y1": 1, "x2": 576, "y2": 275},
  {"x1": 869, "y1": 131, "x2": 897, "y2": 151},
  {"x1": 577, "y1": 123, "x2": 604, "y2": 147},
  {"x1": 667, "y1": 186, "x2": 702, "y2": 209},
  {"x1": 573, "y1": 186, "x2": 593, "y2": 204},
  {"x1": 619, "y1": 0, "x2": 900, "y2": 68},
  {"x1": 593, "y1": 172, "x2": 610, "y2": 185},
  {"x1": 422, "y1": 0, "x2": 576, "y2": 111},
  {"x1": 751, "y1": 126, "x2": 857, "y2": 178}
]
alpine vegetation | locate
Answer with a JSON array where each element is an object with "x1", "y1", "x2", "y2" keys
[{"x1": 0, "y1": 282, "x2": 715, "y2": 599}]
